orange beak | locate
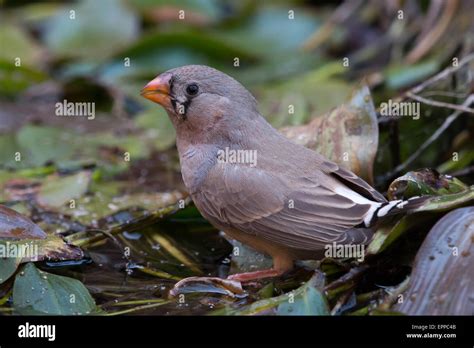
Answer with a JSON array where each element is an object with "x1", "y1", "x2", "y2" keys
[{"x1": 140, "y1": 72, "x2": 173, "y2": 109}]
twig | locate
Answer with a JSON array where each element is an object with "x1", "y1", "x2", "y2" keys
[
  {"x1": 378, "y1": 53, "x2": 474, "y2": 125},
  {"x1": 103, "y1": 299, "x2": 166, "y2": 308},
  {"x1": 407, "y1": 53, "x2": 474, "y2": 95},
  {"x1": 64, "y1": 198, "x2": 190, "y2": 247},
  {"x1": 325, "y1": 265, "x2": 369, "y2": 292},
  {"x1": 449, "y1": 165, "x2": 474, "y2": 178},
  {"x1": 382, "y1": 95, "x2": 474, "y2": 180},
  {"x1": 406, "y1": 92, "x2": 474, "y2": 114},
  {"x1": 420, "y1": 90, "x2": 469, "y2": 99},
  {"x1": 104, "y1": 301, "x2": 169, "y2": 316},
  {"x1": 378, "y1": 276, "x2": 410, "y2": 311}
]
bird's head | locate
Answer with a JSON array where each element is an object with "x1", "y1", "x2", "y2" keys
[{"x1": 141, "y1": 65, "x2": 258, "y2": 136}]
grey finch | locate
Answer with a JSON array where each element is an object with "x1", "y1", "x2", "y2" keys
[{"x1": 141, "y1": 65, "x2": 424, "y2": 282}]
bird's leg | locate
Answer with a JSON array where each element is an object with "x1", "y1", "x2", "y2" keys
[{"x1": 227, "y1": 253, "x2": 294, "y2": 282}]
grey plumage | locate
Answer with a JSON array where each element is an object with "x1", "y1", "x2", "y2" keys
[{"x1": 142, "y1": 65, "x2": 424, "y2": 276}]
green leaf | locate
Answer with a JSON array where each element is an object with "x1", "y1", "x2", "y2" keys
[
  {"x1": 0, "y1": 60, "x2": 46, "y2": 97},
  {"x1": 0, "y1": 257, "x2": 21, "y2": 285},
  {"x1": 0, "y1": 23, "x2": 42, "y2": 66},
  {"x1": 277, "y1": 279, "x2": 329, "y2": 315},
  {"x1": 135, "y1": 108, "x2": 176, "y2": 151},
  {"x1": 212, "y1": 272, "x2": 329, "y2": 315},
  {"x1": 13, "y1": 263, "x2": 97, "y2": 315},
  {"x1": 257, "y1": 64, "x2": 352, "y2": 128},
  {"x1": 411, "y1": 186, "x2": 474, "y2": 213},
  {"x1": 0, "y1": 124, "x2": 152, "y2": 175},
  {"x1": 387, "y1": 169, "x2": 468, "y2": 200},
  {"x1": 37, "y1": 171, "x2": 91, "y2": 209},
  {"x1": 16, "y1": 125, "x2": 76, "y2": 168},
  {"x1": 99, "y1": 29, "x2": 258, "y2": 91},
  {"x1": 43, "y1": 0, "x2": 139, "y2": 59},
  {"x1": 385, "y1": 60, "x2": 439, "y2": 89},
  {"x1": 55, "y1": 181, "x2": 185, "y2": 227},
  {"x1": 215, "y1": 6, "x2": 321, "y2": 58},
  {"x1": 367, "y1": 215, "x2": 428, "y2": 255},
  {"x1": 129, "y1": 0, "x2": 222, "y2": 20}
]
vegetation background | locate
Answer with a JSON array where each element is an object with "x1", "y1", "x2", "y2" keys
[{"x1": 0, "y1": 0, "x2": 473, "y2": 315}]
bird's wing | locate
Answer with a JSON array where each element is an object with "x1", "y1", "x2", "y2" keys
[
  {"x1": 327, "y1": 165, "x2": 387, "y2": 203},
  {"x1": 194, "y1": 163, "x2": 381, "y2": 251}
]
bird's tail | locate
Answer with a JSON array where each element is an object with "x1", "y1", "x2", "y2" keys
[{"x1": 366, "y1": 195, "x2": 431, "y2": 226}]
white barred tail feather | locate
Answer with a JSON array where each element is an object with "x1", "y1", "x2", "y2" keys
[{"x1": 364, "y1": 195, "x2": 431, "y2": 227}]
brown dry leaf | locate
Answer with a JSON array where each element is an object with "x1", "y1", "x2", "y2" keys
[
  {"x1": 395, "y1": 207, "x2": 474, "y2": 315},
  {"x1": 0, "y1": 205, "x2": 83, "y2": 284},
  {"x1": 2, "y1": 178, "x2": 41, "y2": 201},
  {"x1": 0, "y1": 204, "x2": 46, "y2": 240},
  {"x1": 19, "y1": 234, "x2": 84, "y2": 263},
  {"x1": 280, "y1": 85, "x2": 378, "y2": 184}
]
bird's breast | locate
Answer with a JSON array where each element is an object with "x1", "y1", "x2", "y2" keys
[{"x1": 178, "y1": 144, "x2": 217, "y2": 195}]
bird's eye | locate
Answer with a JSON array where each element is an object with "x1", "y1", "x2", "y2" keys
[{"x1": 186, "y1": 83, "x2": 199, "y2": 96}]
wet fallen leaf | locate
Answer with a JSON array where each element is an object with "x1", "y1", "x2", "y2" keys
[
  {"x1": 367, "y1": 215, "x2": 425, "y2": 256},
  {"x1": 280, "y1": 84, "x2": 378, "y2": 184},
  {"x1": 410, "y1": 185, "x2": 474, "y2": 213},
  {"x1": 18, "y1": 234, "x2": 84, "y2": 263},
  {"x1": 277, "y1": 272, "x2": 329, "y2": 315},
  {"x1": 0, "y1": 205, "x2": 45, "y2": 284},
  {"x1": 0, "y1": 204, "x2": 84, "y2": 284},
  {"x1": 394, "y1": 207, "x2": 474, "y2": 315},
  {"x1": 59, "y1": 184, "x2": 186, "y2": 228},
  {"x1": 387, "y1": 169, "x2": 468, "y2": 200},
  {"x1": 13, "y1": 262, "x2": 98, "y2": 315},
  {"x1": 0, "y1": 233, "x2": 84, "y2": 283},
  {"x1": 212, "y1": 271, "x2": 329, "y2": 315},
  {"x1": 0, "y1": 204, "x2": 47, "y2": 240},
  {"x1": 169, "y1": 276, "x2": 246, "y2": 299},
  {"x1": 0, "y1": 257, "x2": 21, "y2": 285},
  {"x1": 37, "y1": 171, "x2": 91, "y2": 209}
]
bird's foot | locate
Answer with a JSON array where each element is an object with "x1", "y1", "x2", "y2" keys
[{"x1": 227, "y1": 268, "x2": 284, "y2": 282}]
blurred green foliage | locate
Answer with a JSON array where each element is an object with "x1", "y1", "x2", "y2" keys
[{"x1": 0, "y1": 0, "x2": 473, "y2": 316}]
